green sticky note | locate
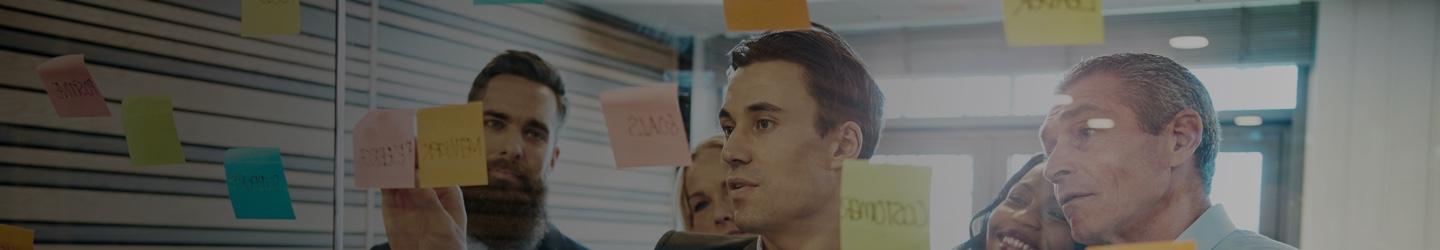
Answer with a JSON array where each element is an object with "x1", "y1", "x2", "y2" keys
[
  {"x1": 840, "y1": 160, "x2": 931, "y2": 250},
  {"x1": 242, "y1": 0, "x2": 301, "y2": 37},
  {"x1": 121, "y1": 96, "x2": 185, "y2": 166},
  {"x1": 473, "y1": 0, "x2": 543, "y2": 5},
  {"x1": 225, "y1": 147, "x2": 296, "y2": 220}
]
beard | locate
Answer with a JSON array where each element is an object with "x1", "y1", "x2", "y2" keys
[{"x1": 461, "y1": 159, "x2": 548, "y2": 249}]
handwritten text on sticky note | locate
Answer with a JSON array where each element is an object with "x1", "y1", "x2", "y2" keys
[
  {"x1": 225, "y1": 147, "x2": 296, "y2": 220},
  {"x1": 0, "y1": 224, "x2": 34, "y2": 250},
  {"x1": 599, "y1": 85, "x2": 691, "y2": 168},
  {"x1": 36, "y1": 55, "x2": 109, "y2": 117},
  {"x1": 723, "y1": 0, "x2": 811, "y2": 32},
  {"x1": 122, "y1": 96, "x2": 185, "y2": 166},
  {"x1": 1003, "y1": 0, "x2": 1104, "y2": 47},
  {"x1": 241, "y1": 0, "x2": 300, "y2": 37},
  {"x1": 354, "y1": 109, "x2": 417, "y2": 188},
  {"x1": 841, "y1": 160, "x2": 931, "y2": 250},
  {"x1": 417, "y1": 102, "x2": 488, "y2": 187},
  {"x1": 1087, "y1": 240, "x2": 1196, "y2": 250}
]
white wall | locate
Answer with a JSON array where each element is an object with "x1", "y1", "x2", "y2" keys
[{"x1": 1302, "y1": 0, "x2": 1440, "y2": 249}]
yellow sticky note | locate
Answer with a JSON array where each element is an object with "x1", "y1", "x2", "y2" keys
[
  {"x1": 1087, "y1": 240, "x2": 1196, "y2": 250},
  {"x1": 1003, "y1": 0, "x2": 1105, "y2": 47},
  {"x1": 416, "y1": 102, "x2": 487, "y2": 187},
  {"x1": 242, "y1": 0, "x2": 301, "y2": 37},
  {"x1": 0, "y1": 224, "x2": 35, "y2": 250},
  {"x1": 122, "y1": 96, "x2": 186, "y2": 166},
  {"x1": 840, "y1": 160, "x2": 930, "y2": 250},
  {"x1": 723, "y1": 0, "x2": 811, "y2": 32}
]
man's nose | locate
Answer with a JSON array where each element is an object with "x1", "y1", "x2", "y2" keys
[
  {"x1": 722, "y1": 136, "x2": 751, "y2": 170},
  {"x1": 489, "y1": 131, "x2": 524, "y2": 161},
  {"x1": 1045, "y1": 148, "x2": 1075, "y2": 184}
]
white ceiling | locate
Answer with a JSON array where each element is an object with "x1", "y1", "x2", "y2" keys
[{"x1": 568, "y1": 0, "x2": 1304, "y2": 35}]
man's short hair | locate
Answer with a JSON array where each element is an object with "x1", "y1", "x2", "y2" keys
[
  {"x1": 468, "y1": 50, "x2": 569, "y2": 126},
  {"x1": 726, "y1": 24, "x2": 886, "y2": 158},
  {"x1": 1059, "y1": 53, "x2": 1220, "y2": 193}
]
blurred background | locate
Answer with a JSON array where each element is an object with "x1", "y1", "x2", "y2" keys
[{"x1": 0, "y1": 0, "x2": 1435, "y2": 249}]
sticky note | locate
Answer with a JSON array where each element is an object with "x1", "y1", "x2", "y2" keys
[
  {"x1": 473, "y1": 0, "x2": 543, "y2": 4},
  {"x1": 416, "y1": 102, "x2": 488, "y2": 188},
  {"x1": 0, "y1": 224, "x2": 34, "y2": 250},
  {"x1": 224, "y1": 147, "x2": 296, "y2": 220},
  {"x1": 36, "y1": 55, "x2": 110, "y2": 117},
  {"x1": 1087, "y1": 240, "x2": 1196, "y2": 250},
  {"x1": 354, "y1": 109, "x2": 417, "y2": 188},
  {"x1": 840, "y1": 160, "x2": 931, "y2": 250},
  {"x1": 599, "y1": 85, "x2": 691, "y2": 168},
  {"x1": 121, "y1": 96, "x2": 185, "y2": 166},
  {"x1": 241, "y1": 0, "x2": 300, "y2": 37},
  {"x1": 723, "y1": 0, "x2": 811, "y2": 32},
  {"x1": 1003, "y1": 0, "x2": 1105, "y2": 47}
]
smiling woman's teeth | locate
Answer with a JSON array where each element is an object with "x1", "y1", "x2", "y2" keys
[{"x1": 1003, "y1": 236, "x2": 1034, "y2": 250}]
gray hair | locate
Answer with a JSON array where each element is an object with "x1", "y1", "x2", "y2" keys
[{"x1": 1059, "y1": 53, "x2": 1221, "y2": 193}]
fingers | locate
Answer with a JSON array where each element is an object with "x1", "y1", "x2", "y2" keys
[{"x1": 434, "y1": 187, "x2": 467, "y2": 229}]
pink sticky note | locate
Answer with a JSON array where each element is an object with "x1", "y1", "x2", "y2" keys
[
  {"x1": 353, "y1": 109, "x2": 417, "y2": 188},
  {"x1": 36, "y1": 55, "x2": 110, "y2": 117},
  {"x1": 599, "y1": 85, "x2": 691, "y2": 168}
]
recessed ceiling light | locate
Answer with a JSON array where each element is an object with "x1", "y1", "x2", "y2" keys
[
  {"x1": 1235, "y1": 115, "x2": 1263, "y2": 127},
  {"x1": 1169, "y1": 36, "x2": 1209, "y2": 49}
]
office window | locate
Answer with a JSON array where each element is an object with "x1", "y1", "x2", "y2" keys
[
  {"x1": 1210, "y1": 152, "x2": 1264, "y2": 232},
  {"x1": 870, "y1": 154, "x2": 975, "y2": 250},
  {"x1": 1192, "y1": 65, "x2": 1300, "y2": 111},
  {"x1": 880, "y1": 76, "x2": 1011, "y2": 119},
  {"x1": 1011, "y1": 73, "x2": 1064, "y2": 116}
]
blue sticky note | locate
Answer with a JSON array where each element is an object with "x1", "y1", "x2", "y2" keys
[
  {"x1": 224, "y1": 147, "x2": 295, "y2": 220},
  {"x1": 473, "y1": 0, "x2": 543, "y2": 5}
]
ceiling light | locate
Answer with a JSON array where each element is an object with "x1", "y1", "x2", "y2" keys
[
  {"x1": 1169, "y1": 36, "x2": 1209, "y2": 49},
  {"x1": 1234, "y1": 116, "x2": 1263, "y2": 127}
]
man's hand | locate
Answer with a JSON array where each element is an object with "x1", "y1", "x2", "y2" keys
[{"x1": 382, "y1": 187, "x2": 467, "y2": 250}]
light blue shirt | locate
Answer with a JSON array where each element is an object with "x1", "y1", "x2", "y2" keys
[{"x1": 1176, "y1": 205, "x2": 1297, "y2": 250}]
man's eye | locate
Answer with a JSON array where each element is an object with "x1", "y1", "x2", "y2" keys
[
  {"x1": 721, "y1": 125, "x2": 735, "y2": 136},
  {"x1": 755, "y1": 119, "x2": 775, "y2": 130},
  {"x1": 523, "y1": 129, "x2": 545, "y2": 140},
  {"x1": 485, "y1": 119, "x2": 504, "y2": 129}
]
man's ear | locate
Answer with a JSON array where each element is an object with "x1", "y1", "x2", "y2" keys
[
  {"x1": 1167, "y1": 109, "x2": 1203, "y2": 167},
  {"x1": 829, "y1": 121, "x2": 864, "y2": 170},
  {"x1": 545, "y1": 146, "x2": 560, "y2": 176}
]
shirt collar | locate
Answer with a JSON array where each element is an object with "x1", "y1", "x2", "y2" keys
[{"x1": 1176, "y1": 204, "x2": 1237, "y2": 250}]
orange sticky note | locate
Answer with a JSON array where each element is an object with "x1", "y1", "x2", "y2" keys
[
  {"x1": 1003, "y1": 0, "x2": 1105, "y2": 47},
  {"x1": 1087, "y1": 240, "x2": 1196, "y2": 250},
  {"x1": 354, "y1": 109, "x2": 417, "y2": 188},
  {"x1": 723, "y1": 0, "x2": 811, "y2": 32},
  {"x1": 0, "y1": 224, "x2": 34, "y2": 250},
  {"x1": 599, "y1": 85, "x2": 691, "y2": 168},
  {"x1": 36, "y1": 54, "x2": 110, "y2": 117},
  {"x1": 242, "y1": 0, "x2": 301, "y2": 37},
  {"x1": 416, "y1": 102, "x2": 487, "y2": 188}
]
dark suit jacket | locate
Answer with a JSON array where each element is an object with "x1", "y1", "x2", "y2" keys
[
  {"x1": 653, "y1": 230, "x2": 760, "y2": 250},
  {"x1": 371, "y1": 223, "x2": 587, "y2": 250}
]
